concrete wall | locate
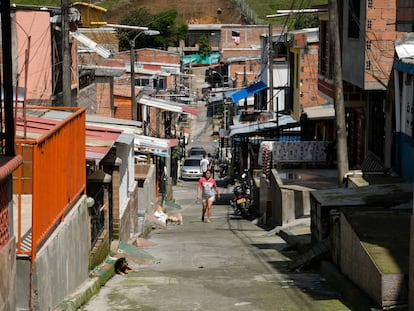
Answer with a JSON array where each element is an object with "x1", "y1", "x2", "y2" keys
[
  {"x1": 138, "y1": 165, "x2": 156, "y2": 236},
  {"x1": 339, "y1": 213, "x2": 382, "y2": 305},
  {"x1": 0, "y1": 239, "x2": 16, "y2": 311},
  {"x1": 340, "y1": 212, "x2": 408, "y2": 308},
  {"x1": 120, "y1": 184, "x2": 138, "y2": 242},
  {"x1": 259, "y1": 169, "x2": 313, "y2": 228},
  {"x1": 287, "y1": 185, "x2": 312, "y2": 217},
  {"x1": 118, "y1": 135, "x2": 139, "y2": 242},
  {"x1": 16, "y1": 195, "x2": 89, "y2": 311},
  {"x1": 341, "y1": 0, "x2": 366, "y2": 89}
]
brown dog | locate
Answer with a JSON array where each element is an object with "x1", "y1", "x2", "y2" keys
[{"x1": 114, "y1": 257, "x2": 134, "y2": 275}]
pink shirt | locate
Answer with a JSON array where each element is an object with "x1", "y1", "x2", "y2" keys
[{"x1": 198, "y1": 177, "x2": 217, "y2": 198}]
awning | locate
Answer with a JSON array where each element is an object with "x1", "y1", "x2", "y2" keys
[
  {"x1": 134, "y1": 135, "x2": 178, "y2": 157},
  {"x1": 303, "y1": 104, "x2": 335, "y2": 120},
  {"x1": 70, "y1": 31, "x2": 112, "y2": 58},
  {"x1": 230, "y1": 81, "x2": 268, "y2": 102},
  {"x1": 182, "y1": 106, "x2": 200, "y2": 116},
  {"x1": 229, "y1": 114, "x2": 298, "y2": 137},
  {"x1": 139, "y1": 95, "x2": 199, "y2": 115}
]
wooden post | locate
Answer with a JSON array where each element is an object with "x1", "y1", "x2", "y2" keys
[{"x1": 329, "y1": 0, "x2": 349, "y2": 186}]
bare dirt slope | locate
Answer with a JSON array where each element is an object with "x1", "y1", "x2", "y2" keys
[{"x1": 106, "y1": 0, "x2": 247, "y2": 25}]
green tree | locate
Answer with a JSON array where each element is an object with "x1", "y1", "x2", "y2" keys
[
  {"x1": 117, "y1": 8, "x2": 153, "y2": 50},
  {"x1": 151, "y1": 10, "x2": 188, "y2": 50},
  {"x1": 198, "y1": 35, "x2": 212, "y2": 58},
  {"x1": 293, "y1": 13, "x2": 319, "y2": 30},
  {"x1": 117, "y1": 9, "x2": 187, "y2": 51}
]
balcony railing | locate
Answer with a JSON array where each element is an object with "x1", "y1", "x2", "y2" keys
[{"x1": 14, "y1": 107, "x2": 86, "y2": 264}]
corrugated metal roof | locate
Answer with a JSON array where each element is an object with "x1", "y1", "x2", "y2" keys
[
  {"x1": 38, "y1": 110, "x2": 178, "y2": 158},
  {"x1": 15, "y1": 112, "x2": 122, "y2": 163},
  {"x1": 229, "y1": 114, "x2": 298, "y2": 137},
  {"x1": 139, "y1": 95, "x2": 199, "y2": 116}
]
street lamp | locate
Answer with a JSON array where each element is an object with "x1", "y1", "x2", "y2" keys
[
  {"x1": 130, "y1": 30, "x2": 160, "y2": 121},
  {"x1": 211, "y1": 70, "x2": 224, "y2": 88}
]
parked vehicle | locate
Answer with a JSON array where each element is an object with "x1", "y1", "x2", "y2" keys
[
  {"x1": 218, "y1": 162, "x2": 228, "y2": 178},
  {"x1": 188, "y1": 146, "x2": 207, "y2": 158},
  {"x1": 240, "y1": 170, "x2": 251, "y2": 197},
  {"x1": 230, "y1": 185, "x2": 252, "y2": 217},
  {"x1": 180, "y1": 157, "x2": 203, "y2": 180},
  {"x1": 230, "y1": 170, "x2": 253, "y2": 217}
]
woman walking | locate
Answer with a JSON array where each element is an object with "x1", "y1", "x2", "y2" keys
[{"x1": 196, "y1": 170, "x2": 220, "y2": 223}]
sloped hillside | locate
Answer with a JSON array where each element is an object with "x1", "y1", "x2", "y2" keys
[{"x1": 106, "y1": 0, "x2": 247, "y2": 25}]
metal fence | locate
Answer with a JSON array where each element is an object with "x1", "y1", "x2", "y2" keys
[
  {"x1": 89, "y1": 186, "x2": 105, "y2": 246},
  {"x1": 230, "y1": 0, "x2": 266, "y2": 25}
]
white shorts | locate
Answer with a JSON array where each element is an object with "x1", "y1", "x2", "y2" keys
[{"x1": 202, "y1": 195, "x2": 215, "y2": 202}]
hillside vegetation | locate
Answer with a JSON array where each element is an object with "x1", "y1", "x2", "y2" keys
[{"x1": 14, "y1": 0, "x2": 328, "y2": 28}]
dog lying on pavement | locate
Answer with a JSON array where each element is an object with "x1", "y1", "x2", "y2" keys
[{"x1": 114, "y1": 257, "x2": 134, "y2": 275}]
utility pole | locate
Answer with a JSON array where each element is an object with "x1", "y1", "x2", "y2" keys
[
  {"x1": 62, "y1": 0, "x2": 71, "y2": 106},
  {"x1": 329, "y1": 0, "x2": 349, "y2": 186},
  {"x1": 268, "y1": 24, "x2": 274, "y2": 112},
  {"x1": 1, "y1": 0, "x2": 15, "y2": 156},
  {"x1": 130, "y1": 41, "x2": 137, "y2": 120}
]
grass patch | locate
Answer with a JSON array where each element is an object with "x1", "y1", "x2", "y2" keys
[
  {"x1": 15, "y1": 0, "x2": 328, "y2": 20},
  {"x1": 246, "y1": 0, "x2": 328, "y2": 27}
]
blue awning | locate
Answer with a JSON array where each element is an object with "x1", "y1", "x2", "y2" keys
[
  {"x1": 394, "y1": 59, "x2": 414, "y2": 75},
  {"x1": 230, "y1": 81, "x2": 268, "y2": 102}
]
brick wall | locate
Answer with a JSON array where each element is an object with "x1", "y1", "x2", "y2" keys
[
  {"x1": 114, "y1": 96, "x2": 132, "y2": 120},
  {"x1": 228, "y1": 60, "x2": 261, "y2": 88},
  {"x1": 111, "y1": 166, "x2": 120, "y2": 239},
  {"x1": 220, "y1": 25, "x2": 269, "y2": 61},
  {"x1": 300, "y1": 43, "x2": 324, "y2": 109},
  {"x1": 95, "y1": 78, "x2": 112, "y2": 117}
]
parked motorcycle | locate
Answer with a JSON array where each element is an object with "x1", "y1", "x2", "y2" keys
[
  {"x1": 230, "y1": 170, "x2": 253, "y2": 217},
  {"x1": 219, "y1": 162, "x2": 228, "y2": 178},
  {"x1": 230, "y1": 185, "x2": 252, "y2": 217},
  {"x1": 240, "y1": 170, "x2": 251, "y2": 197}
]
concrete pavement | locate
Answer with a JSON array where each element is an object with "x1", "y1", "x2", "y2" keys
[{"x1": 77, "y1": 180, "x2": 353, "y2": 311}]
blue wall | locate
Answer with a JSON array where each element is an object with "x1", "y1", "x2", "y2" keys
[{"x1": 398, "y1": 132, "x2": 414, "y2": 182}]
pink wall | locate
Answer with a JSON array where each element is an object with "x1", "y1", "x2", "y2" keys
[{"x1": 16, "y1": 11, "x2": 53, "y2": 102}]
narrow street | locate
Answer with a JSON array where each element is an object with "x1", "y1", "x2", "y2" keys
[
  {"x1": 79, "y1": 76, "x2": 352, "y2": 310},
  {"x1": 79, "y1": 178, "x2": 350, "y2": 310}
]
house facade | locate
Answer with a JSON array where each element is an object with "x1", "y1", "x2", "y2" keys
[
  {"x1": 317, "y1": 0, "x2": 412, "y2": 170},
  {"x1": 393, "y1": 35, "x2": 414, "y2": 182}
]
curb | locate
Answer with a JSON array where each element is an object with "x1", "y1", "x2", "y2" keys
[
  {"x1": 55, "y1": 239, "x2": 156, "y2": 310},
  {"x1": 54, "y1": 256, "x2": 116, "y2": 311}
]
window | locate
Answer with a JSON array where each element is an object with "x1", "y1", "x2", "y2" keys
[
  {"x1": 153, "y1": 77, "x2": 166, "y2": 90},
  {"x1": 319, "y1": 21, "x2": 328, "y2": 76},
  {"x1": 348, "y1": 0, "x2": 360, "y2": 38}
]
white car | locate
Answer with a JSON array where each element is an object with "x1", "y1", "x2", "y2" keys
[
  {"x1": 188, "y1": 146, "x2": 207, "y2": 158},
  {"x1": 180, "y1": 157, "x2": 203, "y2": 180}
]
